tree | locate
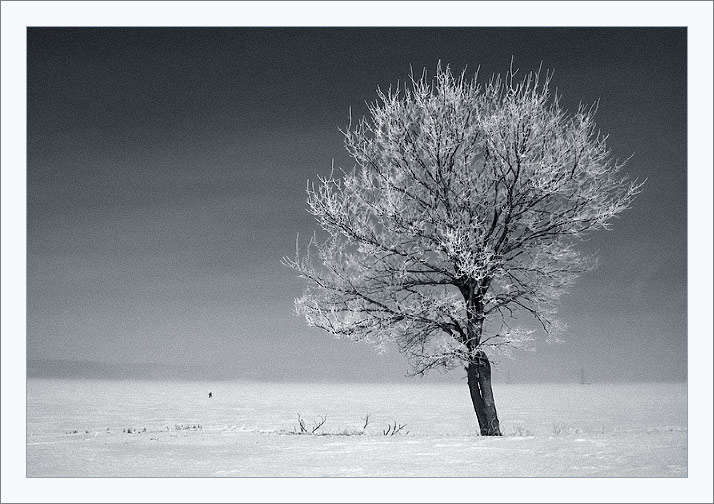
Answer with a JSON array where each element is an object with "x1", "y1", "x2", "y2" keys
[{"x1": 284, "y1": 63, "x2": 643, "y2": 436}]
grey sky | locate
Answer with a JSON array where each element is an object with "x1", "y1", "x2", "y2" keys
[{"x1": 27, "y1": 27, "x2": 687, "y2": 382}]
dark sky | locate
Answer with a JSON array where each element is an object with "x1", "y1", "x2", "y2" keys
[{"x1": 27, "y1": 27, "x2": 687, "y2": 382}]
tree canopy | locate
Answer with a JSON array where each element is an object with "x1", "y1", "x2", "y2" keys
[{"x1": 285, "y1": 63, "x2": 642, "y2": 376}]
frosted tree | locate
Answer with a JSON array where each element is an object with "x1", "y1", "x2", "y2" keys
[{"x1": 284, "y1": 63, "x2": 642, "y2": 435}]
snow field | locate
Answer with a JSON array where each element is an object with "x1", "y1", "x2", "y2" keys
[{"x1": 26, "y1": 380, "x2": 686, "y2": 477}]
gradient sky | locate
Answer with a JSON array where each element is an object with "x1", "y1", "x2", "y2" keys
[{"x1": 26, "y1": 27, "x2": 687, "y2": 382}]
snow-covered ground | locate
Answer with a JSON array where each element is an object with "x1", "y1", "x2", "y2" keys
[{"x1": 26, "y1": 379, "x2": 686, "y2": 477}]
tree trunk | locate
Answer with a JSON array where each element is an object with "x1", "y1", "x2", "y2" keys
[{"x1": 466, "y1": 351, "x2": 502, "y2": 436}]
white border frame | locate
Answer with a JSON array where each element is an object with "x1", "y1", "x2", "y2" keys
[{"x1": 2, "y1": 2, "x2": 712, "y2": 503}]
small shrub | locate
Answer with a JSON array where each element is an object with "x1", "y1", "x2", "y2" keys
[
  {"x1": 507, "y1": 424, "x2": 534, "y2": 437},
  {"x1": 383, "y1": 421, "x2": 408, "y2": 436},
  {"x1": 175, "y1": 424, "x2": 202, "y2": 431},
  {"x1": 293, "y1": 414, "x2": 327, "y2": 435},
  {"x1": 333, "y1": 428, "x2": 365, "y2": 437},
  {"x1": 552, "y1": 422, "x2": 582, "y2": 435}
]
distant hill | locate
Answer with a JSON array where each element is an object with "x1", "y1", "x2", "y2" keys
[
  {"x1": 26, "y1": 358, "x2": 454, "y2": 383},
  {"x1": 26, "y1": 359, "x2": 244, "y2": 381}
]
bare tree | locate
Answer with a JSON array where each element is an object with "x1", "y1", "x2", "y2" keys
[{"x1": 284, "y1": 63, "x2": 642, "y2": 436}]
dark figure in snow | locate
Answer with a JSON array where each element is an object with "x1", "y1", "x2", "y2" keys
[{"x1": 208, "y1": 392, "x2": 212, "y2": 398}]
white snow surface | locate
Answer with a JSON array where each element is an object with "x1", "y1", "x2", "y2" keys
[{"x1": 26, "y1": 380, "x2": 686, "y2": 477}]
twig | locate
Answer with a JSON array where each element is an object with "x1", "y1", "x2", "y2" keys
[
  {"x1": 311, "y1": 415, "x2": 327, "y2": 434},
  {"x1": 383, "y1": 421, "x2": 407, "y2": 436},
  {"x1": 296, "y1": 413, "x2": 308, "y2": 434},
  {"x1": 362, "y1": 413, "x2": 372, "y2": 430}
]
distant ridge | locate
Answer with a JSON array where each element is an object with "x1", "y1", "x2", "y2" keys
[
  {"x1": 27, "y1": 359, "x2": 243, "y2": 381},
  {"x1": 26, "y1": 359, "x2": 450, "y2": 383}
]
